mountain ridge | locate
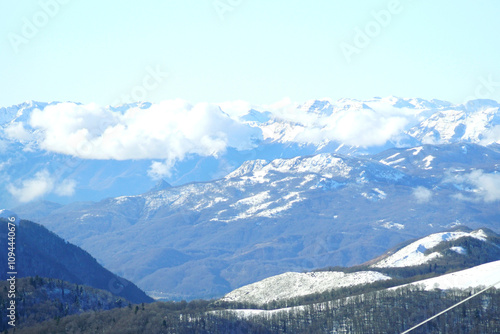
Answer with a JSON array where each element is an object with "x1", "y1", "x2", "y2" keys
[
  {"x1": 1, "y1": 97, "x2": 499, "y2": 206},
  {"x1": 11, "y1": 143, "x2": 500, "y2": 300}
]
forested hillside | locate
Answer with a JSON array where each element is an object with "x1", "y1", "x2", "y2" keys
[{"x1": 8, "y1": 286, "x2": 499, "y2": 333}]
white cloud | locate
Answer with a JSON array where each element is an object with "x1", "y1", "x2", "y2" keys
[
  {"x1": 448, "y1": 170, "x2": 500, "y2": 202},
  {"x1": 4, "y1": 122, "x2": 32, "y2": 141},
  {"x1": 148, "y1": 160, "x2": 175, "y2": 179},
  {"x1": 480, "y1": 125, "x2": 500, "y2": 145},
  {"x1": 27, "y1": 101, "x2": 261, "y2": 173},
  {"x1": 7, "y1": 170, "x2": 76, "y2": 203},
  {"x1": 413, "y1": 186, "x2": 433, "y2": 203},
  {"x1": 264, "y1": 100, "x2": 414, "y2": 147},
  {"x1": 467, "y1": 170, "x2": 500, "y2": 202},
  {"x1": 54, "y1": 179, "x2": 77, "y2": 197}
]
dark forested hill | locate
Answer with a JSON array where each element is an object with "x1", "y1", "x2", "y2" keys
[{"x1": 0, "y1": 219, "x2": 153, "y2": 304}]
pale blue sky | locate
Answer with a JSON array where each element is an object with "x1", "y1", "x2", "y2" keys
[{"x1": 1, "y1": 0, "x2": 499, "y2": 107}]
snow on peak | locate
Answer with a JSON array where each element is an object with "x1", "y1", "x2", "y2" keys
[
  {"x1": 225, "y1": 154, "x2": 352, "y2": 180},
  {"x1": 0, "y1": 102, "x2": 38, "y2": 127},
  {"x1": 372, "y1": 229, "x2": 489, "y2": 268},
  {"x1": 333, "y1": 98, "x2": 373, "y2": 112},
  {"x1": 221, "y1": 270, "x2": 391, "y2": 305},
  {"x1": 225, "y1": 159, "x2": 268, "y2": 179},
  {"x1": 298, "y1": 99, "x2": 334, "y2": 115}
]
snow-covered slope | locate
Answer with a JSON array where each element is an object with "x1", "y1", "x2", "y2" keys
[
  {"x1": 220, "y1": 271, "x2": 391, "y2": 305},
  {"x1": 374, "y1": 143, "x2": 500, "y2": 177},
  {"x1": 258, "y1": 97, "x2": 500, "y2": 147},
  {"x1": 0, "y1": 101, "x2": 49, "y2": 127},
  {"x1": 405, "y1": 260, "x2": 500, "y2": 290},
  {"x1": 220, "y1": 227, "x2": 500, "y2": 305},
  {"x1": 221, "y1": 260, "x2": 500, "y2": 319},
  {"x1": 408, "y1": 99, "x2": 500, "y2": 145},
  {"x1": 372, "y1": 229, "x2": 490, "y2": 268},
  {"x1": 226, "y1": 154, "x2": 353, "y2": 180}
]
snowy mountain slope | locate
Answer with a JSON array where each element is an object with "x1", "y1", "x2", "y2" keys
[
  {"x1": 258, "y1": 97, "x2": 499, "y2": 147},
  {"x1": 220, "y1": 271, "x2": 391, "y2": 305},
  {"x1": 371, "y1": 229, "x2": 490, "y2": 268},
  {"x1": 403, "y1": 260, "x2": 500, "y2": 290},
  {"x1": 0, "y1": 101, "x2": 49, "y2": 127},
  {"x1": 407, "y1": 99, "x2": 500, "y2": 145},
  {"x1": 221, "y1": 260, "x2": 500, "y2": 320},
  {"x1": 218, "y1": 227, "x2": 500, "y2": 306},
  {"x1": 373, "y1": 143, "x2": 500, "y2": 177}
]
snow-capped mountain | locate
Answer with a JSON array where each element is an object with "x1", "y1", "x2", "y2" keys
[
  {"x1": 12, "y1": 145, "x2": 500, "y2": 300},
  {"x1": 371, "y1": 229, "x2": 491, "y2": 268},
  {"x1": 0, "y1": 100, "x2": 49, "y2": 127},
  {"x1": 407, "y1": 99, "x2": 500, "y2": 145},
  {"x1": 219, "y1": 227, "x2": 500, "y2": 306},
  {"x1": 258, "y1": 97, "x2": 499, "y2": 147},
  {"x1": 2, "y1": 97, "x2": 499, "y2": 300},
  {"x1": 1, "y1": 97, "x2": 499, "y2": 207}
]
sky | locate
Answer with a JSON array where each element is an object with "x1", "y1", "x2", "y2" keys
[{"x1": 1, "y1": 0, "x2": 500, "y2": 107}]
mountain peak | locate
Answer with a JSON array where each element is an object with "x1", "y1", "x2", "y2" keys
[
  {"x1": 298, "y1": 99, "x2": 334, "y2": 115},
  {"x1": 370, "y1": 228, "x2": 496, "y2": 268},
  {"x1": 149, "y1": 179, "x2": 172, "y2": 192}
]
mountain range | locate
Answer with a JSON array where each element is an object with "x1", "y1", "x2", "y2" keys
[
  {"x1": 2, "y1": 97, "x2": 499, "y2": 301},
  {"x1": 11, "y1": 142, "x2": 500, "y2": 300},
  {"x1": 1, "y1": 97, "x2": 499, "y2": 206}
]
